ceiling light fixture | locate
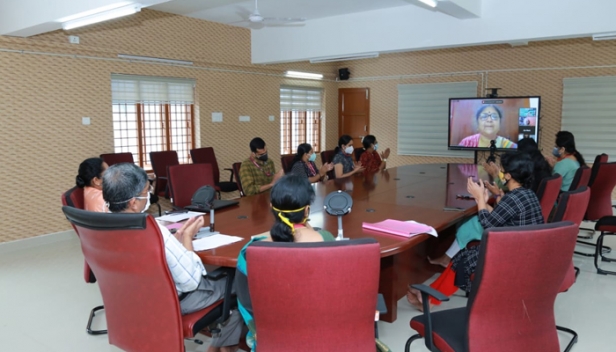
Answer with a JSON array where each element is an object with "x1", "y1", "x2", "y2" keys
[
  {"x1": 418, "y1": 0, "x2": 438, "y2": 8},
  {"x1": 117, "y1": 54, "x2": 193, "y2": 65},
  {"x1": 62, "y1": 4, "x2": 141, "y2": 30},
  {"x1": 592, "y1": 32, "x2": 616, "y2": 41},
  {"x1": 284, "y1": 71, "x2": 324, "y2": 80},
  {"x1": 309, "y1": 52, "x2": 379, "y2": 64}
]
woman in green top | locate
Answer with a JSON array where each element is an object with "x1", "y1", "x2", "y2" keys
[{"x1": 551, "y1": 131, "x2": 587, "y2": 191}]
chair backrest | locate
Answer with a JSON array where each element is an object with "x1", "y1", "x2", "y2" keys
[
  {"x1": 536, "y1": 174, "x2": 562, "y2": 221},
  {"x1": 232, "y1": 162, "x2": 244, "y2": 197},
  {"x1": 588, "y1": 153, "x2": 608, "y2": 187},
  {"x1": 62, "y1": 186, "x2": 95, "y2": 283},
  {"x1": 552, "y1": 186, "x2": 591, "y2": 225},
  {"x1": 320, "y1": 150, "x2": 336, "y2": 179},
  {"x1": 280, "y1": 154, "x2": 295, "y2": 174},
  {"x1": 190, "y1": 147, "x2": 222, "y2": 184},
  {"x1": 466, "y1": 222, "x2": 578, "y2": 352},
  {"x1": 167, "y1": 164, "x2": 216, "y2": 208},
  {"x1": 586, "y1": 162, "x2": 616, "y2": 221},
  {"x1": 246, "y1": 238, "x2": 380, "y2": 352},
  {"x1": 100, "y1": 152, "x2": 134, "y2": 166},
  {"x1": 568, "y1": 165, "x2": 591, "y2": 191},
  {"x1": 61, "y1": 206, "x2": 185, "y2": 352},
  {"x1": 150, "y1": 150, "x2": 179, "y2": 196}
]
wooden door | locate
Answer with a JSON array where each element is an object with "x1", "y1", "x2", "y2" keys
[{"x1": 339, "y1": 88, "x2": 370, "y2": 150}]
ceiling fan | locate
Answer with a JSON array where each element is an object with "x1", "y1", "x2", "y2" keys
[{"x1": 234, "y1": 0, "x2": 306, "y2": 29}]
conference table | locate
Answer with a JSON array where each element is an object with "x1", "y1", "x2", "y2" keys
[{"x1": 195, "y1": 163, "x2": 488, "y2": 322}]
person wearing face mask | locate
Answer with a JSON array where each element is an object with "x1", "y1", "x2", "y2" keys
[
  {"x1": 75, "y1": 157, "x2": 109, "y2": 212},
  {"x1": 359, "y1": 135, "x2": 390, "y2": 173},
  {"x1": 551, "y1": 131, "x2": 587, "y2": 191},
  {"x1": 332, "y1": 134, "x2": 365, "y2": 179},
  {"x1": 411, "y1": 152, "x2": 544, "y2": 311},
  {"x1": 290, "y1": 143, "x2": 333, "y2": 182},
  {"x1": 102, "y1": 163, "x2": 243, "y2": 352},
  {"x1": 240, "y1": 137, "x2": 284, "y2": 196}
]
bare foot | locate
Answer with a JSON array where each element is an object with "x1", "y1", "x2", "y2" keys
[
  {"x1": 406, "y1": 286, "x2": 424, "y2": 311},
  {"x1": 428, "y1": 255, "x2": 451, "y2": 268}
]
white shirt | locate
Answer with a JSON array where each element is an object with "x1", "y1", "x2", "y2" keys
[{"x1": 157, "y1": 222, "x2": 206, "y2": 294}]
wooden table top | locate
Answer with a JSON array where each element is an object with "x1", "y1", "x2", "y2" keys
[{"x1": 195, "y1": 163, "x2": 487, "y2": 267}]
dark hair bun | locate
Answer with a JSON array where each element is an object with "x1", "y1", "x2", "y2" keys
[{"x1": 75, "y1": 175, "x2": 86, "y2": 188}]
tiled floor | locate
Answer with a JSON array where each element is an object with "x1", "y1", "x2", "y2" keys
[{"x1": 1, "y1": 219, "x2": 616, "y2": 352}]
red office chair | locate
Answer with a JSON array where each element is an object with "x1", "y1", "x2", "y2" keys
[
  {"x1": 100, "y1": 152, "x2": 134, "y2": 166},
  {"x1": 567, "y1": 165, "x2": 591, "y2": 191},
  {"x1": 61, "y1": 186, "x2": 106, "y2": 335},
  {"x1": 61, "y1": 206, "x2": 234, "y2": 352},
  {"x1": 150, "y1": 150, "x2": 179, "y2": 198},
  {"x1": 244, "y1": 238, "x2": 380, "y2": 352},
  {"x1": 320, "y1": 149, "x2": 336, "y2": 179},
  {"x1": 406, "y1": 222, "x2": 579, "y2": 352},
  {"x1": 280, "y1": 154, "x2": 295, "y2": 174},
  {"x1": 578, "y1": 154, "x2": 609, "y2": 238},
  {"x1": 577, "y1": 162, "x2": 616, "y2": 257},
  {"x1": 536, "y1": 174, "x2": 562, "y2": 221},
  {"x1": 232, "y1": 162, "x2": 244, "y2": 197},
  {"x1": 594, "y1": 216, "x2": 616, "y2": 275},
  {"x1": 167, "y1": 164, "x2": 216, "y2": 208},
  {"x1": 190, "y1": 147, "x2": 238, "y2": 194}
]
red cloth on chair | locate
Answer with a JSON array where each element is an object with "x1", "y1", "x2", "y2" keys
[{"x1": 429, "y1": 263, "x2": 459, "y2": 305}]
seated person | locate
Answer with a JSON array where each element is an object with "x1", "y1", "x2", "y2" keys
[
  {"x1": 359, "y1": 135, "x2": 390, "y2": 173},
  {"x1": 290, "y1": 143, "x2": 333, "y2": 182},
  {"x1": 103, "y1": 163, "x2": 242, "y2": 352},
  {"x1": 550, "y1": 131, "x2": 586, "y2": 191},
  {"x1": 76, "y1": 157, "x2": 108, "y2": 212},
  {"x1": 413, "y1": 152, "x2": 544, "y2": 310},
  {"x1": 240, "y1": 137, "x2": 284, "y2": 196},
  {"x1": 235, "y1": 174, "x2": 391, "y2": 352},
  {"x1": 332, "y1": 134, "x2": 364, "y2": 178},
  {"x1": 458, "y1": 105, "x2": 517, "y2": 149}
]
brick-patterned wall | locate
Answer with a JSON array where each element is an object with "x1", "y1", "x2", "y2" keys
[{"x1": 1, "y1": 9, "x2": 614, "y2": 243}]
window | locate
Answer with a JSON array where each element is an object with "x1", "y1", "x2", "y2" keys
[
  {"x1": 562, "y1": 76, "x2": 616, "y2": 163},
  {"x1": 280, "y1": 86, "x2": 323, "y2": 155},
  {"x1": 398, "y1": 82, "x2": 477, "y2": 158},
  {"x1": 111, "y1": 74, "x2": 196, "y2": 169}
]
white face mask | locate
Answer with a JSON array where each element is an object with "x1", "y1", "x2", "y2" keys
[
  {"x1": 134, "y1": 194, "x2": 151, "y2": 213},
  {"x1": 345, "y1": 146, "x2": 354, "y2": 154}
]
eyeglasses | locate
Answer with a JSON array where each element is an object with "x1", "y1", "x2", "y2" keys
[
  {"x1": 136, "y1": 185, "x2": 154, "y2": 197},
  {"x1": 479, "y1": 113, "x2": 500, "y2": 121}
]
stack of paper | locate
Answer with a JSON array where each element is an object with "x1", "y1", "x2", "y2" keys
[
  {"x1": 192, "y1": 234, "x2": 244, "y2": 251},
  {"x1": 157, "y1": 211, "x2": 205, "y2": 223},
  {"x1": 362, "y1": 219, "x2": 438, "y2": 238}
]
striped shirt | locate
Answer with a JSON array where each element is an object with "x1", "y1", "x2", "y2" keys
[{"x1": 157, "y1": 222, "x2": 206, "y2": 294}]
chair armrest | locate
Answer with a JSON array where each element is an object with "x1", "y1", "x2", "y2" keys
[
  {"x1": 410, "y1": 284, "x2": 450, "y2": 352},
  {"x1": 206, "y1": 267, "x2": 227, "y2": 281},
  {"x1": 223, "y1": 168, "x2": 234, "y2": 182},
  {"x1": 410, "y1": 284, "x2": 450, "y2": 302},
  {"x1": 376, "y1": 293, "x2": 387, "y2": 314}
]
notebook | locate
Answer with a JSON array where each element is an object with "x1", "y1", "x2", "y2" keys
[
  {"x1": 362, "y1": 219, "x2": 437, "y2": 238},
  {"x1": 184, "y1": 199, "x2": 239, "y2": 213}
]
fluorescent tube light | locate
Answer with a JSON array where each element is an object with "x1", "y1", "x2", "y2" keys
[
  {"x1": 592, "y1": 32, "x2": 616, "y2": 41},
  {"x1": 118, "y1": 54, "x2": 193, "y2": 65},
  {"x1": 418, "y1": 0, "x2": 438, "y2": 8},
  {"x1": 284, "y1": 71, "x2": 324, "y2": 80},
  {"x1": 62, "y1": 4, "x2": 141, "y2": 30},
  {"x1": 309, "y1": 52, "x2": 379, "y2": 64}
]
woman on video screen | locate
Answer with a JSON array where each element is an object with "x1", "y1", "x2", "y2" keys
[{"x1": 458, "y1": 105, "x2": 517, "y2": 149}]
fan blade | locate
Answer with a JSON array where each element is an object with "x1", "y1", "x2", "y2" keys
[
  {"x1": 264, "y1": 23, "x2": 306, "y2": 28},
  {"x1": 263, "y1": 17, "x2": 306, "y2": 23}
]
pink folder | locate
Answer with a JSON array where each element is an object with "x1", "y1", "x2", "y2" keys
[{"x1": 362, "y1": 219, "x2": 433, "y2": 238}]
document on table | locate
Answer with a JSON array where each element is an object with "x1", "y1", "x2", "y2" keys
[
  {"x1": 157, "y1": 211, "x2": 205, "y2": 223},
  {"x1": 362, "y1": 219, "x2": 438, "y2": 238},
  {"x1": 192, "y1": 234, "x2": 243, "y2": 251}
]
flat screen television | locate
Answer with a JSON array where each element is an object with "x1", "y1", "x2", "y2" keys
[{"x1": 448, "y1": 96, "x2": 541, "y2": 151}]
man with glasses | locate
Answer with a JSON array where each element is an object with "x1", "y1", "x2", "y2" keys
[
  {"x1": 103, "y1": 163, "x2": 243, "y2": 352},
  {"x1": 239, "y1": 137, "x2": 284, "y2": 196}
]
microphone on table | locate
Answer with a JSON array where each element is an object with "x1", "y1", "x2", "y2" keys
[{"x1": 323, "y1": 190, "x2": 353, "y2": 241}]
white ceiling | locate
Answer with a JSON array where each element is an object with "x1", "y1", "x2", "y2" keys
[{"x1": 150, "y1": 0, "x2": 413, "y2": 28}]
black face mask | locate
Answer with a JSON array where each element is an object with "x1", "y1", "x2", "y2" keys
[{"x1": 257, "y1": 153, "x2": 268, "y2": 162}]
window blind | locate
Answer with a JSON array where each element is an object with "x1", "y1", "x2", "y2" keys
[
  {"x1": 280, "y1": 86, "x2": 323, "y2": 111},
  {"x1": 111, "y1": 74, "x2": 195, "y2": 104},
  {"x1": 398, "y1": 82, "x2": 477, "y2": 158},
  {"x1": 562, "y1": 76, "x2": 616, "y2": 163}
]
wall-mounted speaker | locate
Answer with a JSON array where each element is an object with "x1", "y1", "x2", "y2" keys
[{"x1": 338, "y1": 68, "x2": 350, "y2": 81}]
